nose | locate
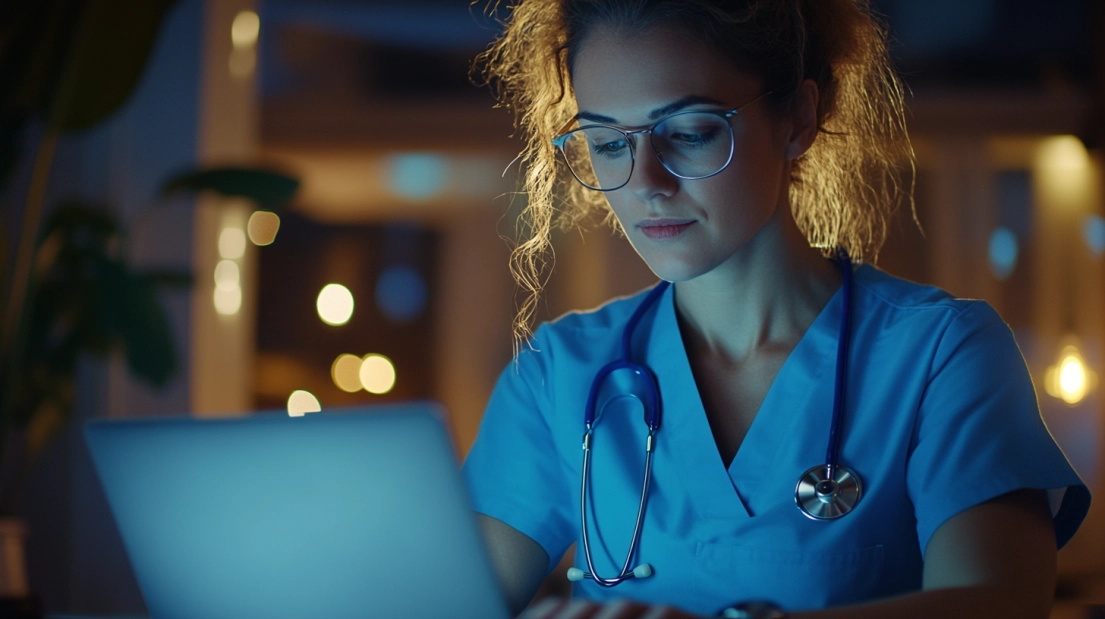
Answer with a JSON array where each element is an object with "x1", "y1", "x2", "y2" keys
[{"x1": 625, "y1": 134, "x2": 678, "y2": 201}]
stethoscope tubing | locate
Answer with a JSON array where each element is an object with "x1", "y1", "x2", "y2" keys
[
  {"x1": 575, "y1": 282, "x2": 668, "y2": 586},
  {"x1": 578, "y1": 429, "x2": 656, "y2": 587},
  {"x1": 575, "y1": 250, "x2": 860, "y2": 585},
  {"x1": 825, "y1": 249, "x2": 854, "y2": 474}
]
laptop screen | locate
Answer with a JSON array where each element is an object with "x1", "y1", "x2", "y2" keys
[{"x1": 85, "y1": 403, "x2": 509, "y2": 619}]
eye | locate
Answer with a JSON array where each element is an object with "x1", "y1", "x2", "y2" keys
[
  {"x1": 578, "y1": 126, "x2": 631, "y2": 159},
  {"x1": 669, "y1": 128, "x2": 718, "y2": 147},
  {"x1": 590, "y1": 138, "x2": 630, "y2": 158},
  {"x1": 658, "y1": 113, "x2": 728, "y2": 151}
]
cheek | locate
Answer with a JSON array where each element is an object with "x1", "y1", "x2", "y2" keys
[
  {"x1": 712, "y1": 147, "x2": 787, "y2": 209},
  {"x1": 602, "y1": 194, "x2": 633, "y2": 227}
]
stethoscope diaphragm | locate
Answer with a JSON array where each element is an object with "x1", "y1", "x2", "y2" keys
[{"x1": 795, "y1": 464, "x2": 862, "y2": 520}]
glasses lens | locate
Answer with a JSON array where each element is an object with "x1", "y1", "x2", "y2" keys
[
  {"x1": 651, "y1": 113, "x2": 733, "y2": 179},
  {"x1": 558, "y1": 126, "x2": 633, "y2": 190}
]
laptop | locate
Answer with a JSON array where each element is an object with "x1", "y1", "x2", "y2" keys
[{"x1": 84, "y1": 402, "x2": 511, "y2": 619}]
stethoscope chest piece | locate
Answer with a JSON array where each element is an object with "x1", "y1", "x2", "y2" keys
[{"x1": 795, "y1": 464, "x2": 862, "y2": 520}]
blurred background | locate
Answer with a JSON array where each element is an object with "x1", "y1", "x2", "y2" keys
[{"x1": 0, "y1": 0, "x2": 1103, "y2": 616}]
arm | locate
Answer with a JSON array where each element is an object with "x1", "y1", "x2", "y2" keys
[
  {"x1": 524, "y1": 489, "x2": 1057, "y2": 619},
  {"x1": 479, "y1": 513, "x2": 551, "y2": 616},
  {"x1": 788, "y1": 488, "x2": 1057, "y2": 619}
]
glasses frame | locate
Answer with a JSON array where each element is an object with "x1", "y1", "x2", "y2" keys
[{"x1": 552, "y1": 90, "x2": 774, "y2": 192}]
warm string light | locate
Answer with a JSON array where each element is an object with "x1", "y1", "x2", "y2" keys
[
  {"x1": 248, "y1": 211, "x2": 280, "y2": 246},
  {"x1": 331, "y1": 354, "x2": 363, "y2": 393},
  {"x1": 359, "y1": 354, "x2": 396, "y2": 394},
  {"x1": 1033, "y1": 137, "x2": 1097, "y2": 407},
  {"x1": 317, "y1": 284, "x2": 355, "y2": 326},
  {"x1": 1045, "y1": 344, "x2": 1096, "y2": 406},
  {"x1": 287, "y1": 390, "x2": 321, "y2": 416},
  {"x1": 214, "y1": 225, "x2": 245, "y2": 316},
  {"x1": 330, "y1": 353, "x2": 397, "y2": 394},
  {"x1": 229, "y1": 10, "x2": 259, "y2": 78}
]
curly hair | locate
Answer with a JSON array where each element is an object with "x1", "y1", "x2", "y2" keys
[{"x1": 475, "y1": 0, "x2": 915, "y2": 349}]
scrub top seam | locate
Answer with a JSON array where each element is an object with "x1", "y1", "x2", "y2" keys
[{"x1": 853, "y1": 273, "x2": 975, "y2": 317}]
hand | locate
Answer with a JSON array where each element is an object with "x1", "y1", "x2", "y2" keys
[{"x1": 520, "y1": 597, "x2": 706, "y2": 619}]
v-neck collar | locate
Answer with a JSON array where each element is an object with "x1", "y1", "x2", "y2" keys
[{"x1": 642, "y1": 273, "x2": 849, "y2": 520}]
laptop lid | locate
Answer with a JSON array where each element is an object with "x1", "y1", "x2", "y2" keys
[{"x1": 84, "y1": 403, "x2": 510, "y2": 619}]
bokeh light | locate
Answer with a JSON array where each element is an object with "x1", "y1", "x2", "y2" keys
[
  {"x1": 359, "y1": 354, "x2": 396, "y2": 394},
  {"x1": 1060, "y1": 357, "x2": 1086, "y2": 401},
  {"x1": 213, "y1": 286, "x2": 242, "y2": 315},
  {"x1": 1036, "y1": 136, "x2": 1091, "y2": 209},
  {"x1": 1045, "y1": 344, "x2": 1095, "y2": 406},
  {"x1": 1083, "y1": 214, "x2": 1105, "y2": 257},
  {"x1": 214, "y1": 259, "x2": 240, "y2": 290},
  {"x1": 231, "y1": 10, "x2": 260, "y2": 49},
  {"x1": 376, "y1": 265, "x2": 428, "y2": 323},
  {"x1": 331, "y1": 354, "x2": 364, "y2": 393},
  {"x1": 987, "y1": 227, "x2": 1018, "y2": 280},
  {"x1": 248, "y1": 211, "x2": 281, "y2": 246},
  {"x1": 387, "y1": 153, "x2": 447, "y2": 201},
  {"x1": 287, "y1": 390, "x2": 321, "y2": 417},
  {"x1": 317, "y1": 284, "x2": 354, "y2": 326},
  {"x1": 218, "y1": 227, "x2": 246, "y2": 259}
]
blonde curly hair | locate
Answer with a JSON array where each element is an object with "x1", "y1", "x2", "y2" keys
[{"x1": 475, "y1": 0, "x2": 914, "y2": 349}]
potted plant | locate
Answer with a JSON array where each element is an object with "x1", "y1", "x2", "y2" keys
[{"x1": 0, "y1": 2, "x2": 299, "y2": 614}]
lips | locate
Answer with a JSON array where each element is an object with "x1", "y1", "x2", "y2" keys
[{"x1": 638, "y1": 219, "x2": 695, "y2": 240}]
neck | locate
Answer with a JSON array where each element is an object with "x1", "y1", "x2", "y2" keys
[{"x1": 672, "y1": 208, "x2": 843, "y2": 363}]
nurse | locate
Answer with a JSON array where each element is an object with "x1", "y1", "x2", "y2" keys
[{"x1": 462, "y1": 1, "x2": 1090, "y2": 618}]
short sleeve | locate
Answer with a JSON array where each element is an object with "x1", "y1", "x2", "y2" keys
[
  {"x1": 461, "y1": 327, "x2": 576, "y2": 572},
  {"x1": 907, "y1": 302, "x2": 1090, "y2": 556}
]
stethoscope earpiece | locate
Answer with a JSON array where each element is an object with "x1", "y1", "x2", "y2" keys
[{"x1": 566, "y1": 564, "x2": 652, "y2": 583}]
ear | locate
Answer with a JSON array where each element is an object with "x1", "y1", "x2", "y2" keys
[{"x1": 784, "y1": 79, "x2": 820, "y2": 160}]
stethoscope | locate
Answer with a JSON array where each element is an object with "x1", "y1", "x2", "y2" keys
[{"x1": 566, "y1": 249, "x2": 862, "y2": 587}]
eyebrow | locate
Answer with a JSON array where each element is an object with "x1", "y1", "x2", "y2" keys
[{"x1": 575, "y1": 95, "x2": 729, "y2": 124}]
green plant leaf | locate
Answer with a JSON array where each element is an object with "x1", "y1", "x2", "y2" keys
[
  {"x1": 118, "y1": 272, "x2": 177, "y2": 386},
  {"x1": 95, "y1": 258, "x2": 177, "y2": 386},
  {"x1": 26, "y1": 203, "x2": 181, "y2": 399},
  {"x1": 51, "y1": 0, "x2": 180, "y2": 131},
  {"x1": 0, "y1": 0, "x2": 178, "y2": 132},
  {"x1": 38, "y1": 199, "x2": 119, "y2": 244},
  {"x1": 161, "y1": 167, "x2": 300, "y2": 210}
]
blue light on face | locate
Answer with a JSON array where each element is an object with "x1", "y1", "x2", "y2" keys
[
  {"x1": 376, "y1": 266, "x2": 428, "y2": 323},
  {"x1": 1083, "y1": 214, "x2": 1105, "y2": 257},
  {"x1": 988, "y1": 227, "x2": 1018, "y2": 280},
  {"x1": 387, "y1": 153, "x2": 448, "y2": 201}
]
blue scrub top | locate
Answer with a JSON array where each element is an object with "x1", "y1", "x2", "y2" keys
[{"x1": 462, "y1": 264, "x2": 1090, "y2": 615}]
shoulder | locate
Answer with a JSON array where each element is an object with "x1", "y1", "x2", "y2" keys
[
  {"x1": 853, "y1": 263, "x2": 1005, "y2": 335},
  {"x1": 547, "y1": 285, "x2": 658, "y2": 332},
  {"x1": 526, "y1": 284, "x2": 659, "y2": 350},
  {"x1": 849, "y1": 264, "x2": 1018, "y2": 386},
  {"x1": 512, "y1": 283, "x2": 659, "y2": 375}
]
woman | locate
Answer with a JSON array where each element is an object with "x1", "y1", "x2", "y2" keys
[{"x1": 461, "y1": 1, "x2": 1090, "y2": 618}]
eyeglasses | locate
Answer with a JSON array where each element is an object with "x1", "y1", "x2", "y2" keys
[{"x1": 552, "y1": 91, "x2": 773, "y2": 192}]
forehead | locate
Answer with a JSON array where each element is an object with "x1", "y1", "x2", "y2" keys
[{"x1": 570, "y1": 25, "x2": 760, "y2": 123}]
